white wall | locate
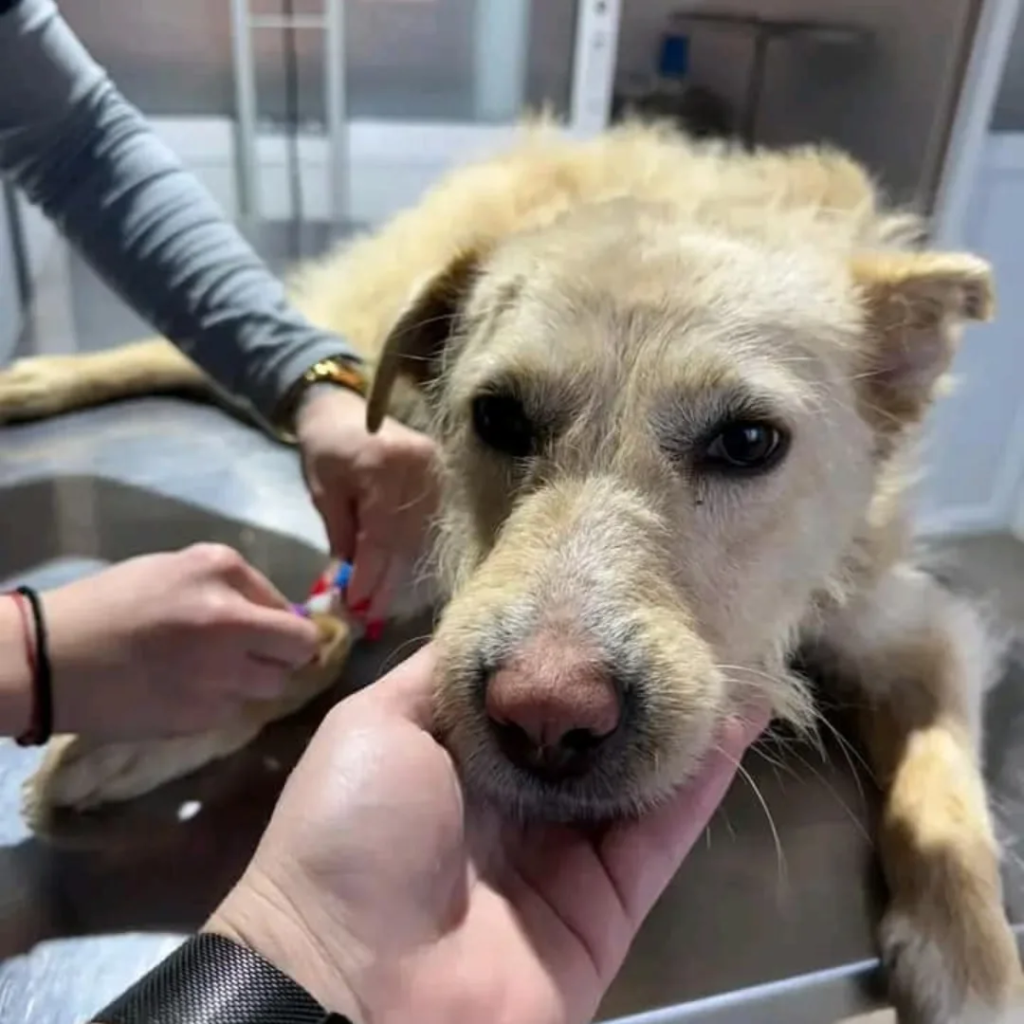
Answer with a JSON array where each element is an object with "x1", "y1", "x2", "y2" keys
[{"x1": 915, "y1": 133, "x2": 1024, "y2": 535}]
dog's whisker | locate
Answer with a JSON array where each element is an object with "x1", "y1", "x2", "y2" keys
[
  {"x1": 389, "y1": 311, "x2": 459, "y2": 343},
  {"x1": 729, "y1": 755, "x2": 788, "y2": 894},
  {"x1": 753, "y1": 740, "x2": 873, "y2": 845},
  {"x1": 810, "y1": 712, "x2": 875, "y2": 794},
  {"x1": 378, "y1": 633, "x2": 435, "y2": 674}
]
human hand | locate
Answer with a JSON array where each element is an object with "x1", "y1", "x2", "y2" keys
[
  {"x1": 295, "y1": 385, "x2": 438, "y2": 624},
  {"x1": 207, "y1": 643, "x2": 770, "y2": 1024},
  {"x1": 41, "y1": 543, "x2": 320, "y2": 739}
]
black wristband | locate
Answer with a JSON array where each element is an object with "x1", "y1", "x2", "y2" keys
[
  {"x1": 14, "y1": 585, "x2": 53, "y2": 747},
  {"x1": 95, "y1": 932, "x2": 353, "y2": 1024}
]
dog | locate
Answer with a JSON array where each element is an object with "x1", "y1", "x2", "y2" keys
[{"x1": 2, "y1": 120, "x2": 1020, "y2": 1023}]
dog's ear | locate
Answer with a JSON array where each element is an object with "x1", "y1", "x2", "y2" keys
[
  {"x1": 852, "y1": 251, "x2": 994, "y2": 429},
  {"x1": 366, "y1": 251, "x2": 480, "y2": 433}
]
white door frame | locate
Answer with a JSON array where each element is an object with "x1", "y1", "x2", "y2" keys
[
  {"x1": 913, "y1": 0, "x2": 1023, "y2": 538},
  {"x1": 932, "y1": 0, "x2": 1021, "y2": 248}
]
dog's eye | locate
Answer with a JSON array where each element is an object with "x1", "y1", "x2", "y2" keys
[
  {"x1": 472, "y1": 393, "x2": 537, "y2": 458},
  {"x1": 701, "y1": 420, "x2": 787, "y2": 474}
]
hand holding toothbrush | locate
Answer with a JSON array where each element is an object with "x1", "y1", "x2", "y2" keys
[{"x1": 295, "y1": 386, "x2": 439, "y2": 626}]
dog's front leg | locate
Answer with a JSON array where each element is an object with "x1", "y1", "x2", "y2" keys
[{"x1": 816, "y1": 565, "x2": 1022, "y2": 1024}]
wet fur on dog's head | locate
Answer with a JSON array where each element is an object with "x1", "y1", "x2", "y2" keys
[{"x1": 366, "y1": 141, "x2": 993, "y2": 823}]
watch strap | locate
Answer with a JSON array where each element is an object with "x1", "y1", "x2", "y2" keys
[
  {"x1": 273, "y1": 354, "x2": 370, "y2": 444},
  {"x1": 95, "y1": 932, "x2": 352, "y2": 1024}
]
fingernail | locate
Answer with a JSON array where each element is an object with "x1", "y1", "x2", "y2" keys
[
  {"x1": 291, "y1": 603, "x2": 311, "y2": 618},
  {"x1": 365, "y1": 620, "x2": 384, "y2": 642}
]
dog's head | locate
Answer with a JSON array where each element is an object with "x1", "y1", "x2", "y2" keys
[{"x1": 367, "y1": 198, "x2": 992, "y2": 822}]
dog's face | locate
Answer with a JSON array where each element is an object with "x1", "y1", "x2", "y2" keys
[{"x1": 368, "y1": 200, "x2": 992, "y2": 822}]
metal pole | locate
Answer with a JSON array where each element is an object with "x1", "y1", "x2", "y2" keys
[
  {"x1": 324, "y1": 0, "x2": 349, "y2": 228},
  {"x1": 569, "y1": 0, "x2": 622, "y2": 137},
  {"x1": 230, "y1": 0, "x2": 260, "y2": 221},
  {"x1": 2, "y1": 183, "x2": 31, "y2": 310}
]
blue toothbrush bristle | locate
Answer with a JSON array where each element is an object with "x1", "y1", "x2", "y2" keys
[{"x1": 333, "y1": 561, "x2": 353, "y2": 591}]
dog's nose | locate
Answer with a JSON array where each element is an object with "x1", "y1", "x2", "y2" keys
[{"x1": 485, "y1": 633, "x2": 621, "y2": 780}]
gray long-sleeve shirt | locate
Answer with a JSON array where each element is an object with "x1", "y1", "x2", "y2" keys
[{"x1": 0, "y1": 0, "x2": 357, "y2": 422}]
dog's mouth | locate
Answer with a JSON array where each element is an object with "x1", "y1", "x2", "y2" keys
[
  {"x1": 440, "y1": 693, "x2": 699, "y2": 825},
  {"x1": 456, "y1": 745, "x2": 649, "y2": 824}
]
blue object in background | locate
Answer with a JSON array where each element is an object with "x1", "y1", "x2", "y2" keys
[
  {"x1": 658, "y1": 32, "x2": 691, "y2": 80},
  {"x1": 610, "y1": 26, "x2": 732, "y2": 140}
]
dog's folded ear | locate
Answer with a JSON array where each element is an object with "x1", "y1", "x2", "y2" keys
[
  {"x1": 852, "y1": 251, "x2": 994, "y2": 429},
  {"x1": 366, "y1": 251, "x2": 480, "y2": 433}
]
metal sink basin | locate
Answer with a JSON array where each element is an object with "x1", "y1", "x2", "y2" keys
[{"x1": 1, "y1": 402, "x2": 1022, "y2": 1024}]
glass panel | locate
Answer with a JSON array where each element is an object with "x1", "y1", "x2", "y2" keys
[
  {"x1": 344, "y1": 0, "x2": 579, "y2": 124},
  {"x1": 58, "y1": 0, "x2": 585, "y2": 234},
  {"x1": 66, "y1": 1, "x2": 236, "y2": 118},
  {"x1": 64, "y1": 1, "x2": 579, "y2": 126},
  {"x1": 992, "y1": 3, "x2": 1024, "y2": 130}
]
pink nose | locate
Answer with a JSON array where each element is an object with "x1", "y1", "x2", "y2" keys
[{"x1": 484, "y1": 632, "x2": 621, "y2": 776}]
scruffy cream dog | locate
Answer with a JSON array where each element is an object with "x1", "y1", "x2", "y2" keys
[{"x1": 1, "y1": 121, "x2": 1020, "y2": 1023}]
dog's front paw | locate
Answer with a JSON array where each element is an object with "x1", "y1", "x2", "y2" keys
[
  {"x1": 22, "y1": 614, "x2": 353, "y2": 838},
  {"x1": 22, "y1": 725, "x2": 262, "y2": 829},
  {"x1": 0, "y1": 356, "x2": 88, "y2": 423},
  {"x1": 881, "y1": 902, "x2": 1022, "y2": 1024}
]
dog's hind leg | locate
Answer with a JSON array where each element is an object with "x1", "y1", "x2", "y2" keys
[
  {"x1": 0, "y1": 338, "x2": 212, "y2": 423},
  {"x1": 815, "y1": 565, "x2": 1023, "y2": 1024}
]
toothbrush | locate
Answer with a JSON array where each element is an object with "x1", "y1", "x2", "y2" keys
[
  {"x1": 292, "y1": 562, "x2": 385, "y2": 642},
  {"x1": 292, "y1": 561, "x2": 351, "y2": 617}
]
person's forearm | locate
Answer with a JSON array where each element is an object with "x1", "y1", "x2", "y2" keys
[
  {"x1": 0, "y1": 0, "x2": 357, "y2": 421},
  {"x1": 0, "y1": 595, "x2": 33, "y2": 737}
]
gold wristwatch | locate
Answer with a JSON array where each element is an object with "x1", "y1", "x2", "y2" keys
[{"x1": 272, "y1": 354, "x2": 370, "y2": 443}]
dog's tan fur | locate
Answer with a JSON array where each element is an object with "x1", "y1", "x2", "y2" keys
[{"x1": 2, "y1": 121, "x2": 1020, "y2": 1022}]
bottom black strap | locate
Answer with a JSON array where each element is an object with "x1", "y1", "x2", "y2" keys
[{"x1": 95, "y1": 932, "x2": 352, "y2": 1024}]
